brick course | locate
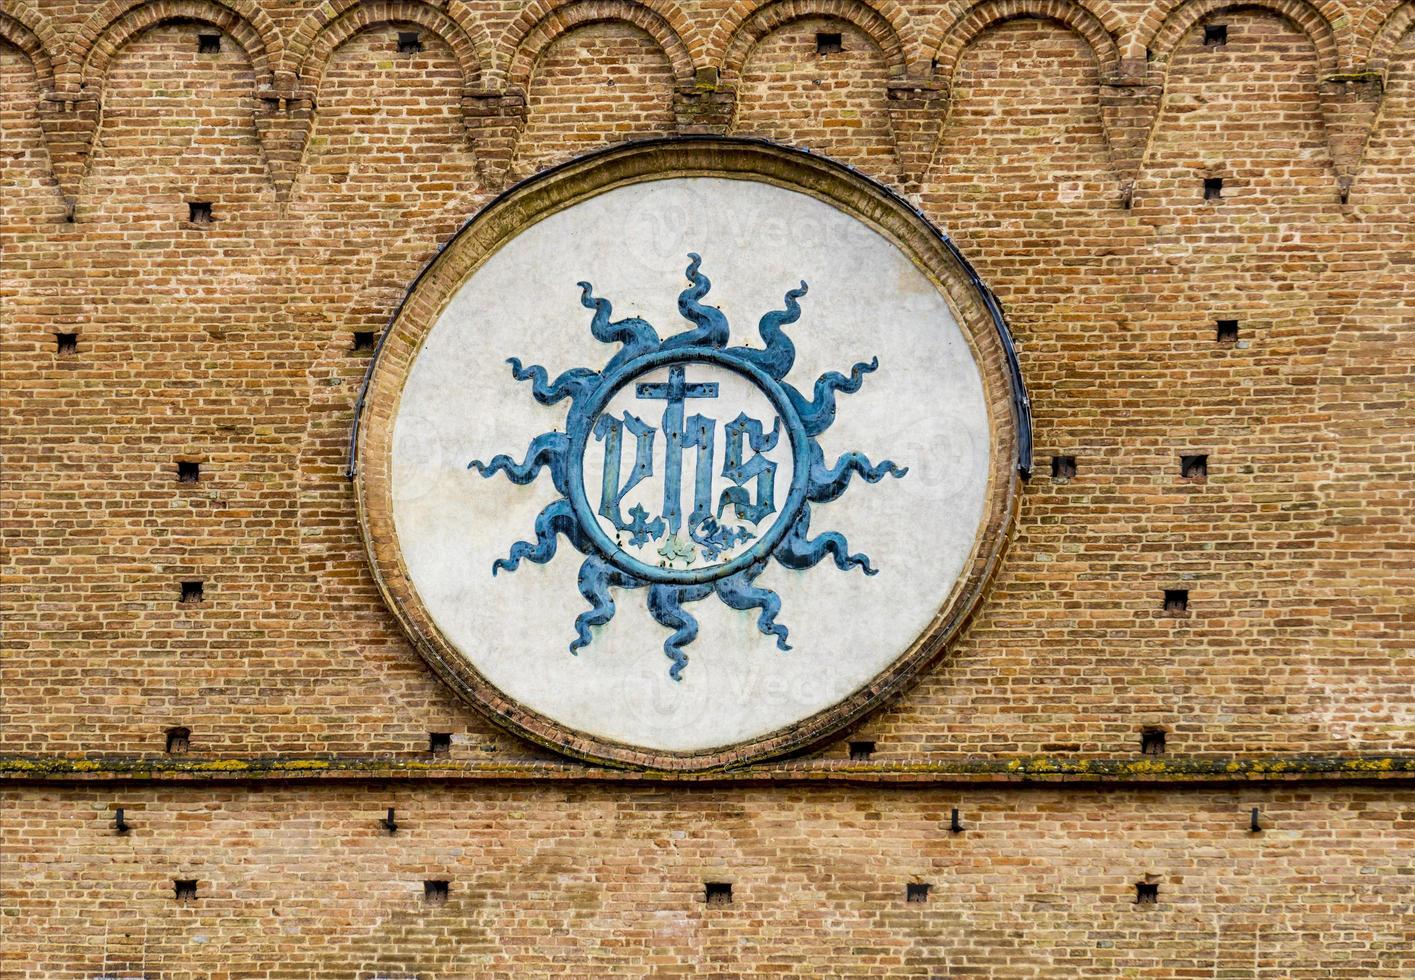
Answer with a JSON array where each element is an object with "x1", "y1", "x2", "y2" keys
[{"x1": 2, "y1": 0, "x2": 1412, "y2": 973}]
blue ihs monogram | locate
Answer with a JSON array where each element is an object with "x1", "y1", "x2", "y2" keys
[{"x1": 594, "y1": 364, "x2": 779, "y2": 554}]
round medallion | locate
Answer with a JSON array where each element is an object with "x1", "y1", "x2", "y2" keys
[{"x1": 354, "y1": 139, "x2": 1027, "y2": 770}]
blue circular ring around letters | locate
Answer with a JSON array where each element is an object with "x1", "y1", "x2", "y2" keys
[{"x1": 565, "y1": 348, "x2": 811, "y2": 586}]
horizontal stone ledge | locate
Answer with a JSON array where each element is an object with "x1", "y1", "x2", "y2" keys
[{"x1": 1, "y1": 754, "x2": 1411, "y2": 785}]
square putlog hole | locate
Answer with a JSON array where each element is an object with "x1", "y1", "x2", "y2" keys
[
  {"x1": 397, "y1": 31, "x2": 423, "y2": 54},
  {"x1": 180, "y1": 580, "x2": 205, "y2": 604},
  {"x1": 1163, "y1": 588, "x2": 1189, "y2": 615},
  {"x1": 1135, "y1": 881, "x2": 1159, "y2": 904},
  {"x1": 177, "y1": 461, "x2": 200, "y2": 483},
  {"x1": 1203, "y1": 177, "x2": 1224, "y2": 201},
  {"x1": 55, "y1": 332, "x2": 78, "y2": 356},
  {"x1": 848, "y1": 740, "x2": 875, "y2": 761},
  {"x1": 174, "y1": 879, "x2": 198, "y2": 903},
  {"x1": 423, "y1": 880, "x2": 449, "y2": 905},
  {"x1": 1216, "y1": 319, "x2": 1239, "y2": 344},
  {"x1": 816, "y1": 32, "x2": 844, "y2": 55},
  {"x1": 1202, "y1": 24, "x2": 1228, "y2": 46},
  {"x1": 428, "y1": 732, "x2": 452, "y2": 754},
  {"x1": 197, "y1": 33, "x2": 221, "y2": 54},
  {"x1": 165, "y1": 727, "x2": 191, "y2": 754},
  {"x1": 1140, "y1": 729, "x2": 1166, "y2": 756},
  {"x1": 188, "y1": 201, "x2": 213, "y2": 224},
  {"x1": 352, "y1": 331, "x2": 377, "y2": 352},
  {"x1": 1051, "y1": 455, "x2": 1077, "y2": 480},
  {"x1": 906, "y1": 883, "x2": 931, "y2": 903},
  {"x1": 704, "y1": 882, "x2": 733, "y2": 905},
  {"x1": 1180, "y1": 454, "x2": 1208, "y2": 480}
]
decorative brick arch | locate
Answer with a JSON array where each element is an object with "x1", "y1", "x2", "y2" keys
[
  {"x1": 285, "y1": 0, "x2": 490, "y2": 94},
  {"x1": 924, "y1": 0, "x2": 1124, "y2": 82},
  {"x1": 713, "y1": 0, "x2": 913, "y2": 77},
  {"x1": 0, "y1": 1, "x2": 62, "y2": 90},
  {"x1": 498, "y1": 0, "x2": 702, "y2": 91},
  {"x1": 1364, "y1": 0, "x2": 1415, "y2": 73},
  {"x1": 72, "y1": 0, "x2": 282, "y2": 91},
  {"x1": 1142, "y1": 0, "x2": 1342, "y2": 74}
]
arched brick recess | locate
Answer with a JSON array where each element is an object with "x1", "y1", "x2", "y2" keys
[
  {"x1": 727, "y1": 17, "x2": 902, "y2": 178},
  {"x1": 499, "y1": 0, "x2": 702, "y2": 90},
  {"x1": 713, "y1": 0, "x2": 913, "y2": 74},
  {"x1": 508, "y1": 21, "x2": 679, "y2": 176},
  {"x1": 1, "y1": 40, "x2": 66, "y2": 234},
  {"x1": 288, "y1": 26, "x2": 476, "y2": 269},
  {"x1": 1143, "y1": 0, "x2": 1342, "y2": 74},
  {"x1": 926, "y1": 0, "x2": 1123, "y2": 82},
  {"x1": 1365, "y1": 0, "x2": 1415, "y2": 70},
  {"x1": 72, "y1": 0, "x2": 282, "y2": 91},
  {"x1": 0, "y1": 2, "x2": 59, "y2": 90},
  {"x1": 285, "y1": 0, "x2": 492, "y2": 93}
]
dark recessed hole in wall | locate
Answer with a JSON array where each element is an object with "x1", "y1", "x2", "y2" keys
[
  {"x1": 424, "y1": 880, "x2": 449, "y2": 904},
  {"x1": 1180, "y1": 454, "x2": 1208, "y2": 480},
  {"x1": 1216, "y1": 319, "x2": 1239, "y2": 343},
  {"x1": 1051, "y1": 455, "x2": 1077, "y2": 480},
  {"x1": 177, "y1": 461, "x2": 200, "y2": 483},
  {"x1": 1203, "y1": 178, "x2": 1223, "y2": 201},
  {"x1": 174, "y1": 879, "x2": 198, "y2": 903},
  {"x1": 352, "y1": 331, "x2": 377, "y2": 352},
  {"x1": 1203, "y1": 24, "x2": 1228, "y2": 47},
  {"x1": 1135, "y1": 881, "x2": 1159, "y2": 904},
  {"x1": 166, "y1": 727, "x2": 191, "y2": 754},
  {"x1": 1140, "y1": 729, "x2": 1166, "y2": 755},
  {"x1": 816, "y1": 32, "x2": 844, "y2": 55},
  {"x1": 397, "y1": 31, "x2": 423, "y2": 54},
  {"x1": 1163, "y1": 589, "x2": 1189, "y2": 615},
  {"x1": 197, "y1": 33, "x2": 221, "y2": 54},
  {"x1": 188, "y1": 201, "x2": 213, "y2": 224},
  {"x1": 848, "y1": 740, "x2": 875, "y2": 761},
  {"x1": 428, "y1": 732, "x2": 452, "y2": 754},
  {"x1": 906, "y1": 883, "x2": 931, "y2": 903},
  {"x1": 55, "y1": 332, "x2": 78, "y2": 356},
  {"x1": 705, "y1": 882, "x2": 733, "y2": 905},
  {"x1": 180, "y1": 580, "x2": 204, "y2": 603}
]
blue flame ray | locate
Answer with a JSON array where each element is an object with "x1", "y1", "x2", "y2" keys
[
  {"x1": 491, "y1": 499, "x2": 592, "y2": 576},
  {"x1": 805, "y1": 443, "x2": 908, "y2": 503},
  {"x1": 506, "y1": 358, "x2": 599, "y2": 409},
  {"x1": 578, "y1": 281, "x2": 660, "y2": 371},
  {"x1": 647, "y1": 583, "x2": 715, "y2": 681},
  {"x1": 663, "y1": 253, "x2": 731, "y2": 351},
  {"x1": 570, "y1": 555, "x2": 645, "y2": 654},
  {"x1": 714, "y1": 561, "x2": 791, "y2": 651},
  {"x1": 788, "y1": 358, "x2": 879, "y2": 436},
  {"x1": 469, "y1": 431, "x2": 570, "y2": 494},
  {"x1": 729, "y1": 281, "x2": 807, "y2": 381},
  {"x1": 773, "y1": 503, "x2": 877, "y2": 576}
]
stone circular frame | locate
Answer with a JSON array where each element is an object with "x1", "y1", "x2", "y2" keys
[{"x1": 354, "y1": 138, "x2": 1026, "y2": 772}]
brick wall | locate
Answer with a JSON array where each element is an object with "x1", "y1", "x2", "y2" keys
[
  {"x1": 3, "y1": 781, "x2": 1413, "y2": 977},
  {"x1": 2, "y1": 0, "x2": 1412, "y2": 973}
]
